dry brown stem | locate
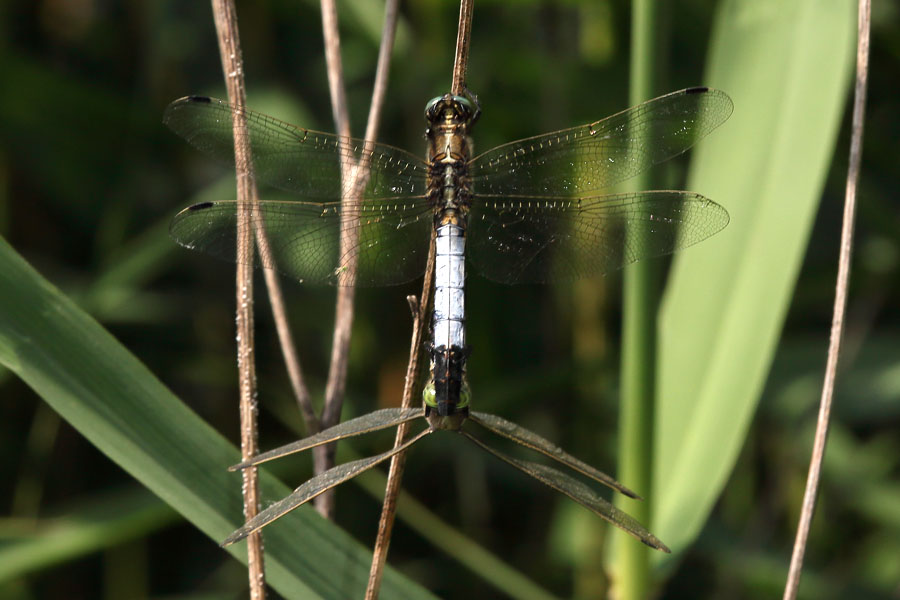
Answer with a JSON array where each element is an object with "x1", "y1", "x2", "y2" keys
[
  {"x1": 451, "y1": 0, "x2": 475, "y2": 96},
  {"x1": 365, "y1": 1, "x2": 476, "y2": 596},
  {"x1": 209, "y1": 0, "x2": 266, "y2": 597},
  {"x1": 365, "y1": 235, "x2": 436, "y2": 599},
  {"x1": 249, "y1": 207, "x2": 314, "y2": 430},
  {"x1": 313, "y1": 0, "x2": 401, "y2": 518},
  {"x1": 782, "y1": 1, "x2": 870, "y2": 598}
]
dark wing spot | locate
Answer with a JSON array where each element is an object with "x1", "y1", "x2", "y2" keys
[
  {"x1": 189, "y1": 201, "x2": 216, "y2": 211},
  {"x1": 187, "y1": 95, "x2": 212, "y2": 103},
  {"x1": 685, "y1": 86, "x2": 709, "y2": 95}
]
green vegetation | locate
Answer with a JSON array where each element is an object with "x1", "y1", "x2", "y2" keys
[{"x1": 1, "y1": 1, "x2": 897, "y2": 598}]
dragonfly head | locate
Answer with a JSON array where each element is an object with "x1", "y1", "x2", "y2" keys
[{"x1": 425, "y1": 94, "x2": 478, "y2": 128}]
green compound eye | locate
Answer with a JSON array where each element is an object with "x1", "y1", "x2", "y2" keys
[{"x1": 422, "y1": 381, "x2": 437, "y2": 408}]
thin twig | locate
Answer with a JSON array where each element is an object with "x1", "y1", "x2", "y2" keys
[
  {"x1": 314, "y1": 0, "x2": 401, "y2": 518},
  {"x1": 781, "y1": 2, "x2": 870, "y2": 599},
  {"x1": 250, "y1": 210, "x2": 315, "y2": 429},
  {"x1": 365, "y1": 235, "x2": 436, "y2": 600},
  {"x1": 450, "y1": 0, "x2": 476, "y2": 95},
  {"x1": 209, "y1": 0, "x2": 266, "y2": 597},
  {"x1": 313, "y1": 0, "x2": 355, "y2": 518},
  {"x1": 321, "y1": 0, "x2": 352, "y2": 141},
  {"x1": 365, "y1": 1, "x2": 476, "y2": 595},
  {"x1": 362, "y1": 0, "x2": 399, "y2": 144},
  {"x1": 262, "y1": 264, "x2": 317, "y2": 429}
]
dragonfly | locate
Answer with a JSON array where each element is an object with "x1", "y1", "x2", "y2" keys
[{"x1": 163, "y1": 86, "x2": 733, "y2": 553}]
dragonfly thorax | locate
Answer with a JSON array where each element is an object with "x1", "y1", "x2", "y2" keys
[{"x1": 425, "y1": 94, "x2": 475, "y2": 174}]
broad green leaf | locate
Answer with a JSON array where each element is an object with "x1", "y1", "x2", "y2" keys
[
  {"x1": 653, "y1": 0, "x2": 856, "y2": 556},
  {"x1": 0, "y1": 235, "x2": 433, "y2": 600}
]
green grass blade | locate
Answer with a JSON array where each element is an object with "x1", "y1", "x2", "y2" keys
[
  {"x1": 0, "y1": 487, "x2": 177, "y2": 582},
  {"x1": 653, "y1": 0, "x2": 856, "y2": 556},
  {"x1": 615, "y1": 0, "x2": 661, "y2": 597},
  {"x1": 0, "y1": 235, "x2": 434, "y2": 600}
]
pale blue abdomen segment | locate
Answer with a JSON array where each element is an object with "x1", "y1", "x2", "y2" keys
[{"x1": 434, "y1": 224, "x2": 466, "y2": 349}]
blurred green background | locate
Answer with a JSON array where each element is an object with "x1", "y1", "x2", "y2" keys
[{"x1": 0, "y1": 0, "x2": 898, "y2": 598}]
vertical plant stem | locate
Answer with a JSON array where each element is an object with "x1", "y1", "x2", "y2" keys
[
  {"x1": 314, "y1": 0, "x2": 356, "y2": 518},
  {"x1": 782, "y1": 1, "x2": 869, "y2": 598},
  {"x1": 365, "y1": 1, "x2": 475, "y2": 596},
  {"x1": 252, "y1": 199, "x2": 315, "y2": 432},
  {"x1": 450, "y1": 0, "x2": 476, "y2": 96},
  {"x1": 209, "y1": 0, "x2": 266, "y2": 597},
  {"x1": 315, "y1": 0, "x2": 400, "y2": 518},
  {"x1": 264, "y1": 264, "x2": 316, "y2": 429},
  {"x1": 321, "y1": 0, "x2": 352, "y2": 141},
  {"x1": 365, "y1": 237, "x2": 436, "y2": 600},
  {"x1": 614, "y1": 0, "x2": 658, "y2": 598}
]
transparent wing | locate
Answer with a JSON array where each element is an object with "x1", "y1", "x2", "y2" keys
[
  {"x1": 222, "y1": 429, "x2": 431, "y2": 547},
  {"x1": 163, "y1": 96, "x2": 430, "y2": 199},
  {"x1": 461, "y1": 431, "x2": 670, "y2": 552},
  {"x1": 231, "y1": 408, "x2": 425, "y2": 470},
  {"x1": 467, "y1": 191, "x2": 729, "y2": 284},
  {"x1": 469, "y1": 87, "x2": 732, "y2": 197},
  {"x1": 468, "y1": 412, "x2": 639, "y2": 498},
  {"x1": 170, "y1": 199, "x2": 433, "y2": 286}
]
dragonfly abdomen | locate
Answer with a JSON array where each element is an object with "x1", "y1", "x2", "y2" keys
[
  {"x1": 434, "y1": 223, "x2": 466, "y2": 351},
  {"x1": 430, "y1": 221, "x2": 468, "y2": 417}
]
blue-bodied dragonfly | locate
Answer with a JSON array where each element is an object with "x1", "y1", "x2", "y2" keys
[{"x1": 164, "y1": 87, "x2": 733, "y2": 552}]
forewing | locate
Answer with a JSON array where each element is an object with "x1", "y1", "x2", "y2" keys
[
  {"x1": 163, "y1": 96, "x2": 429, "y2": 199},
  {"x1": 170, "y1": 198, "x2": 433, "y2": 286},
  {"x1": 470, "y1": 87, "x2": 732, "y2": 197},
  {"x1": 467, "y1": 191, "x2": 729, "y2": 284}
]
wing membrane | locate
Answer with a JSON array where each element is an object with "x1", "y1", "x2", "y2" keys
[
  {"x1": 163, "y1": 96, "x2": 429, "y2": 199},
  {"x1": 468, "y1": 411, "x2": 639, "y2": 498},
  {"x1": 467, "y1": 191, "x2": 728, "y2": 284},
  {"x1": 165, "y1": 92, "x2": 732, "y2": 287},
  {"x1": 470, "y1": 87, "x2": 732, "y2": 197},
  {"x1": 222, "y1": 429, "x2": 431, "y2": 546},
  {"x1": 169, "y1": 199, "x2": 433, "y2": 286},
  {"x1": 230, "y1": 408, "x2": 425, "y2": 470},
  {"x1": 462, "y1": 431, "x2": 670, "y2": 552}
]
